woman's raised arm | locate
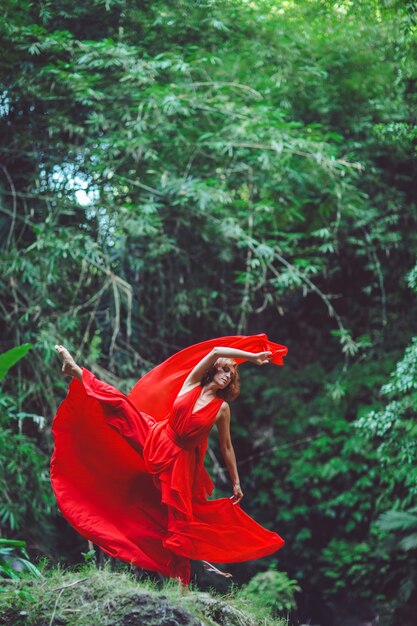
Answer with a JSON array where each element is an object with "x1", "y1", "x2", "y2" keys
[{"x1": 181, "y1": 346, "x2": 272, "y2": 390}]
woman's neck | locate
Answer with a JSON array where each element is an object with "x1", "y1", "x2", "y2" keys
[{"x1": 201, "y1": 382, "x2": 219, "y2": 396}]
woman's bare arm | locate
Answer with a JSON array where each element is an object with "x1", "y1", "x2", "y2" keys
[
  {"x1": 181, "y1": 346, "x2": 272, "y2": 391},
  {"x1": 216, "y1": 402, "x2": 243, "y2": 504}
]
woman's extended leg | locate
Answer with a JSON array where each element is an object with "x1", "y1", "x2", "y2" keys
[
  {"x1": 55, "y1": 345, "x2": 83, "y2": 380},
  {"x1": 54, "y1": 344, "x2": 155, "y2": 451}
]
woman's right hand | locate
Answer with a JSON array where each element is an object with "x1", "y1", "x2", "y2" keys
[
  {"x1": 230, "y1": 483, "x2": 244, "y2": 505},
  {"x1": 251, "y1": 351, "x2": 272, "y2": 366}
]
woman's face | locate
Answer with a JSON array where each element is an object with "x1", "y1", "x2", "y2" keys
[{"x1": 213, "y1": 363, "x2": 233, "y2": 388}]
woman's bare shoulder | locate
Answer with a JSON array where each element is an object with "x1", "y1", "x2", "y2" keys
[{"x1": 216, "y1": 401, "x2": 230, "y2": 422}]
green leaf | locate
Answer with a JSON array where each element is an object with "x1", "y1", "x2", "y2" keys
[{"x1": 0, "y1": 345, "x2": 32, "y2": 382}]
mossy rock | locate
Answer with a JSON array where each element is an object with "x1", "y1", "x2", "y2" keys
[
  {"x1": 0, "y1": 566, "x2": 285, "y2": 626},
  {"x1": 184, "y1": 593, "x2": 258, "y2": 626}
]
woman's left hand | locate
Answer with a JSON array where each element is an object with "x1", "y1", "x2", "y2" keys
[{"x1": 230, "y1": 483, "x2": 244, "y2": 505}]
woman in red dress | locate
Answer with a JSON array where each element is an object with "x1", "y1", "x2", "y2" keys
[{"x1": 51, "y1": 335, "x2": 287, "y2": 584}]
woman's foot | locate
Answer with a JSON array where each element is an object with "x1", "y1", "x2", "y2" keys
[
  {"x1": 55, "y1": 345, "x2": 83, "y2": 380},
  {"x1": 201, "y1": 561, "x2": 233, "y2": 579}
]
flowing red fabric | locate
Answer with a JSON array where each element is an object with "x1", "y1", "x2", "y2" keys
[
  {"x1": 128, "y1": 333, "x2": 287, "y2": 421},
  {"x1": 51, "y1": 334, "x2": 287, "y2": 583}
]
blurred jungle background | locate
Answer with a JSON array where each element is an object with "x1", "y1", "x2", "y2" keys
[{"x1": 1, "y1": 1, "x2": 417, "y2": 624}]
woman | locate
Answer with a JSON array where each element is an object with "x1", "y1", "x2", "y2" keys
[{"x1": 51, "y1": 334, "x2": 287, "y2": 584}]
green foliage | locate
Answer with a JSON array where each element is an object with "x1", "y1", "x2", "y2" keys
[
  {"x1": 319, "y1": 538, "x2": 389, "y2": 602},
  {"x1": 0, "y1": 537, "x2": 41, "y2": 581},
  {"x1": 2, "y1": 0, "x2": 415, "y2": 381},
  {"x1": 240, "y1": 565, "x2": 300, "y2": 614},
  {"x1": 81, "y1": 548, "x2": 96, "y2": 563},
  {"x1": 378, "y1": 509, "x2": 417, "y2": 552},
  {"x1": 0, "y1": 408, "x2": 55, "y2": 535},
  {"x1": 0, "y1": 345, "x2": 32, "y2": 382},
  {"x1": 376, "y1": 508, "x2": 417, "y2": 614},
  {"x1": 355, "y1": 318, "x2": 417, "y2": 501},
  {"x1": 0, "y1": 346, "x2": 55, "y2": 546}
]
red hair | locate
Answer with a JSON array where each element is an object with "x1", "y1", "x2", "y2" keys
[{"x1": 200, "y1": 358, "x2": 240, "y2": 401}]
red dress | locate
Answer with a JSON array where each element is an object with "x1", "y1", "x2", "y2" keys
[{"x1": 51, "y1": 334, "x2": 287, "y2": 583}]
